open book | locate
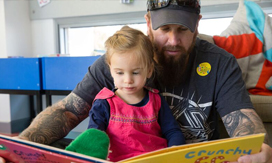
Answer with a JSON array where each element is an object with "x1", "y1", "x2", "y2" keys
[{"x1": 0, "y1": 133, "x2": 265, "y2": 163}]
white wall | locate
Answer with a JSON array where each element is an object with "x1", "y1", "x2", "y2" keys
[
  {"x1": 29, "y1": 0, "x2": 146, "y2": 20},
  {"x1": 0, "y1": 95, "x2": 10, "y2": 122},
  {"x1": 32, "y1": 19, "x2": 57, "y2": 57},
  {"x1": 0, "y1": 0, "x2": 10, "y2": 123},
  {"x1": 0, "y1": 1, "x2": 32, "y2": 126},
  {"x1": 0, "y1": 0, "x2": 7, "y2": 58},
  {"x1": 1, "y1": 1, "x2": 57, "y2": 59},
  {"x1": 5, "y1": 1, "x2": 32, "y2": 58},
  {"x1": 28, "y1": 0, "x2": 261, "y2": 20}
]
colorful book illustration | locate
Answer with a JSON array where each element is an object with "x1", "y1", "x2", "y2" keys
[
  {"x1": 0, "y1": 133, "x2": 265, "y2": 163},
  {"x1": 121, "y1": 133, "x2": 265, "y2": 163}
]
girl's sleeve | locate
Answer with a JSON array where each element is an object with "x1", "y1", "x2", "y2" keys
[
  {"x1": 87, "y1": 99, "x2": 110, "y2": 131},
  {"x1": 158, "y1": 95, "x2": 186, "y2": 146}
]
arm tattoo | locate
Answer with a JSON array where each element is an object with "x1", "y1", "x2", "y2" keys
[
  {"x1": 19, "y1": 93, "x2": 91, "y2": 145},
  {"x1": 222, "y1": 109, "x2": 269, "y2": 144}
]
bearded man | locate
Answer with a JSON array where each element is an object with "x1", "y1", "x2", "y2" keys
[{"x1": 1, "y1": 0, "x2": 271, "y2": 163}]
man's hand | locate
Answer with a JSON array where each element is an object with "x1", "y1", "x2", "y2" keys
[{"x1": 230, "y1": 143, "x2": 272, "y2": 163}]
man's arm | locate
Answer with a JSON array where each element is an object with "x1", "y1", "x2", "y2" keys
[
  {"x1": 222, "y1": 108, "x2": 269, "y2": 144},
  {"x1": 19, "y1": 92, "x2": 91, "y2": 145},
  {"x1": 223, "y1": 109, "x2": 272, "y2": 163}
]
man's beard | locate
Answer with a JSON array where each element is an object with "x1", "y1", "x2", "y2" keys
[{"x1": 149, "y1": 31, "x2": 197, "y2": 87}]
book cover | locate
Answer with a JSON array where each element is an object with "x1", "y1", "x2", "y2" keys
[
  {"x1": 0, "y1": 133, "x2": 265, "y2": 163},
  {"x1": 120, "y1": 133, "x2": 265, "y2": 163},
  {"x1": 0, "y1": 134, "x2": 111, "y2": 163}
]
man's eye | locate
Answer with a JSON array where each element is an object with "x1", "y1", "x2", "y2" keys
[
  {"x1": 161, "y1": 27, "x2": 169, "y2": 31},
  {"x1": 179, "y1": 27, "x2": 188, "y2": 31}
]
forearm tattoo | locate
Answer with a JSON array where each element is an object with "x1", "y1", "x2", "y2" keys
[
  {"x1": 222, "y1": 109, "x2": 269, "y2": 144},
  {"x1": 19, "y1": 93, "x2": 91, "y2": 145}
]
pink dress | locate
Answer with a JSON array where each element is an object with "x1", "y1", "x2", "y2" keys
[{"x1": 94, "y1": 87, "x2": 167, "y2": 162}]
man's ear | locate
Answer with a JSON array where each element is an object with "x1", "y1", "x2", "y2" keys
[
  {"x1": 195, "y1": 14, "x2": 202, "y2": 35},
  {"x1": 144, "y1": 14, "x2": 151, "y2": 36},
  {"x1": 196, "y1": 14, "x2": 202, "y2": 29}
]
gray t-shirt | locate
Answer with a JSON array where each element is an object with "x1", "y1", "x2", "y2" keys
[{"x1": 73, "y1": 38, "x2": 254, "y2": 143}]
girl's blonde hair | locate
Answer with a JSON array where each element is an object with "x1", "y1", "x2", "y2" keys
[{"x1": 105, "y1": 25, "x2": 155, "y2": 77}]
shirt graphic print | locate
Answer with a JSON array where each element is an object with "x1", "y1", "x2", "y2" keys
[{"x1": 161, "y1": 88, "x2": 213, "y2": 143}]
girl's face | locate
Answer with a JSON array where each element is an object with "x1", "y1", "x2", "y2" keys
[{"x1": 110, "y1": 52, "x2": 152, "y2": 98}]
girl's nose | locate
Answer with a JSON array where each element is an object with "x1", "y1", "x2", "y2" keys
[{"x1": 124, "y1": 74, "x2": 133, "y2": 84}]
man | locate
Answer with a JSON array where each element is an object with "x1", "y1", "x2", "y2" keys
[{"x1": 1, "y1": 0, "x2": 271, "y2": 162}]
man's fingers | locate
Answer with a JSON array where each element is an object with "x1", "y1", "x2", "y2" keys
[
  {"x1": 238, "y1": 155, "x2": 252, "y2": 163},
  {"x1": 237, "y1": 143, "x2": 272, "y2": 163}
]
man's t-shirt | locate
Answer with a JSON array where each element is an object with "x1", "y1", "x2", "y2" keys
[{"x1": 73, "y1": 38, "x2": 254, "y2": 143}]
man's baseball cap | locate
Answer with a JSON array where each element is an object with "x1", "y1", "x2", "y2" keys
[{"x1": 147, "y1": 0, "x2": 200, "y2": 32}]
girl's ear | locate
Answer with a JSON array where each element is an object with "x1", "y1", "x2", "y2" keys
[{"x1": 147, "y1": 66, "x2": 154, "y2": 79}]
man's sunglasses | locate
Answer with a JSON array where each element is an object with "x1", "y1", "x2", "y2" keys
[{"x1": 147, "y1": 0, "x2": 200, "y2": 12}]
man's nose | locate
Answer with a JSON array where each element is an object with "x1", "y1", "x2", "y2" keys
[{"x1": 168, "y1": 31, "x2": 181, "y2": 46}]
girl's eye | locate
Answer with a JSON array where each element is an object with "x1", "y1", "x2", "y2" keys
[
  {"x1": 133, "y1": 72, "x2": 140, "y2": 75},
  {"x1": 116, "y1": 72, "x2": 123, "y2": 75}
]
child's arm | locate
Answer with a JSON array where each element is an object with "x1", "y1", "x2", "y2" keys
[
  {"x1": 88, "y1": 99, "x2": 110, "y2": 131},
  {"x1": 158, "y1": 95, "x2": 186, "y2": 147}
]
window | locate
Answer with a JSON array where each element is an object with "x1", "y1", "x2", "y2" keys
[
  {"x1": 58, "y1": 12, "x2": 272, "y2": 57},
  {"x1": 59, "y1": 17, "x2": 233, "y2": 57},
  {"x1": 60, "y1": 24, "x2": 146, "y2": 56},
  {"x1": 198, "y1": 17, "x2": 232, "y2": 36}
]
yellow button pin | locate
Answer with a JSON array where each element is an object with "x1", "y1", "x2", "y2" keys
[{"x1": 197, "y1": 62, "x2": 211, "y2": 76}]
